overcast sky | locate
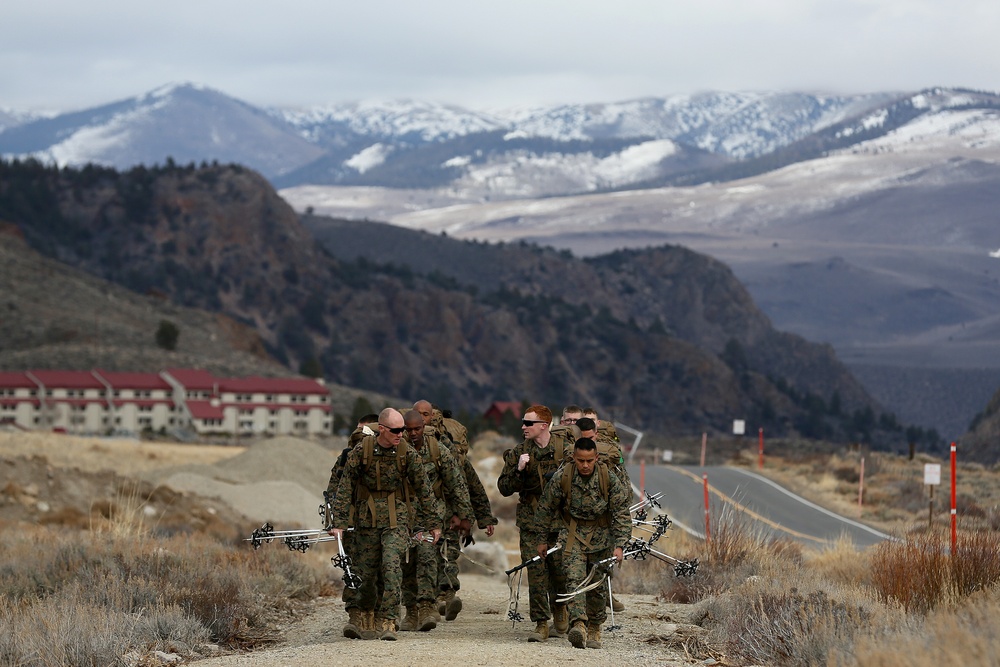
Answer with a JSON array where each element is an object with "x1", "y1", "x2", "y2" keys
[{"x1": 3, "y1": 0, "x2": 999, "y2": 113}]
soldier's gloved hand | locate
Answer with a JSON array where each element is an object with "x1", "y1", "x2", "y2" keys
[
  {"x1": 449, "y1": 514, "x2": 462, "y2": 530},
  {"x1": 517, "y1": 453, "x2": 530, "y2": 471},
  {"x1": 462, "y1": 533, "x2": 475, "y2": 547}
]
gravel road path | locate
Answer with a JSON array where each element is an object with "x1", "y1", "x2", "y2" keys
[{"x1": 192, "y1": 573, "x2": 697, "y2": 667}]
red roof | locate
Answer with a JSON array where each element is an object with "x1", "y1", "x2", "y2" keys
[
  {"x1": 187, "y1": 400, "x2": 225, "y2": 420},
  {"x1": 95, "y1": 370, "x2": 171, "y2": 391},
  {"x1": 163, "y1": 368, "x2": 218, "y2": 391},
  {"x1": 0, "y1": 372, "x2": 37, "y2": 388},
  {"x1": 27, "y1": 370, "x2": 103, "y2": 389},
  {"x1": 217, "y1": 376, "x2": 329, "y2": 395}
]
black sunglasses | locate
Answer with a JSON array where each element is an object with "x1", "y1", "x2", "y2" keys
[
  {"x1": 522, "y1": 419, "x2": 546, "y2": 427},
  {"x1": 380, "y1": 424, "x2": 405, "y2": 434}
]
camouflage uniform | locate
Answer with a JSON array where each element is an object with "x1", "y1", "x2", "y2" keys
[
  {"x1": 324, "y1": 425, "x2": 376, "y2": 619},
  {"x1": 560, "y1": 430, "x2": 633, "y2": 493},
  {"x1": 497, "y1": 430, "x2": 574, "y2": 625},
  {"x1": 432, "y1": 412, "x2": 498, "y2": 598},
  {"x1": 530, "y1": 461, "x2": 631, "y2": 630},
  {"x1": 400, "y1": 433, "x2": 474, "y2": 621},
  {"x1": 330, "y1": 435, "x2": 436, "y2": 626}
]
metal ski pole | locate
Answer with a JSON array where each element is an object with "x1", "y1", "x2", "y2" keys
[{"x1": 332, "y1": 534, "x2": 362, "y2": 590}]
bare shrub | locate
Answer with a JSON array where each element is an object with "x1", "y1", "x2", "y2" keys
[
  {"x1": 869, "y1": 532, "x2": 949, "y2": 613},
  {"x1": 950, "y1": 529, "x2": 1000, "y2": 598},
  {"x1": 704, "y1": 570, "x2": 906, "y2": 667}
]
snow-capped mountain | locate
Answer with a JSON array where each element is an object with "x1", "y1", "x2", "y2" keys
[{"x1": 2, "y1": 83, "x2": 999, "y2": 197}]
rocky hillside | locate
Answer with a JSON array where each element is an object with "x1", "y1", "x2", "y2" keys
[{"x1": 0, "y1": 159, "x2": 903, "y2": 442}]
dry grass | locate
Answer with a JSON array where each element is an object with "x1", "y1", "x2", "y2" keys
[{"x1": 0, "y1": 504, "x2": 324, "y2": 665}]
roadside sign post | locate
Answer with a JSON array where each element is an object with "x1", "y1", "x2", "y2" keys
[
  {"x1": 700, "y1": 432, "x2": 707, "y2": 467},
  {"x1": 732, "y1": 419, "x2": 744, "y2": 461},
  {"x1": 702, "y1": 473, "x2": 711, "y2": 544},
  {"x1": 950, "y1": 442, "x2": 957, "y2": 552},
  {"x1": 858, "y1": 456, "x2": 865, "y2": 516},
  {"x1": 924, "y1": 463, "x2": 941, "y2": 529},
  {"x1": 758, "y1": 427, "x2": 764, "y2": 469}
]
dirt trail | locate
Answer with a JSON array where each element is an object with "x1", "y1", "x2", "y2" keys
[{"x1": 193, "y1": 573, "x2": 696, "y2": 667}]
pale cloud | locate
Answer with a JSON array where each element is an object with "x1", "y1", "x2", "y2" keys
[{"x1": 1, "y1": 0, "x2": 998, "y2": 113}]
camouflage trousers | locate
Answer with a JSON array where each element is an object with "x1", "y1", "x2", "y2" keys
[
  {"x1": 519, "y1": 530, "x2": 566, "y2": 623},
  {"x1": 562, "y1": 544, "x2": 611, "y2": 626},
  {"x1": 402, "y1": 539, "x2": 439, "y2": 606},
  {"x1": 436, "y1": 526, "x2": 462, "y2": 592},
  {"x1": 352, "y1": 526, "x2": 410, "y2": 620}
]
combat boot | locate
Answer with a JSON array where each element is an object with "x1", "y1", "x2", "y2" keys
[
  {"x1": 378, "y1": 617, "x2": 398, "y2": 641},
  {"x1": 610, "y1": 594, "x2": 625, "y2": 612},
  {"x1": 342, "y1": 607, "x2": 363, "y2": 639},
  {"x1": 400, "y1": 605, "x2": 418, "y2": 632},
  {"x1": 586, "y1": 623, "x2": 603, "y2": 649},
  {"x1": 527, "y1": 620, "x2": 549, "y2": 642},
  {"x1": 361, "y1": 611, "x2": 378, "y2": 640},
  {"x1": 567, "y1": 620, "x2": 587, "y2": 649},
  {"x1": 551, "y1": 603, "x2": 569, "y2": 636},
  {"x1": 445, "y1": 590, "x2": 463, "y2": 621},
  {"x1": 436, "y1": 590, "x2": 449, "y2": 616},
  {"x1": 417, "y1": 601, "x2": 438, "y2": 631}
]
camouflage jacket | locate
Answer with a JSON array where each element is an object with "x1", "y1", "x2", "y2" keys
[
  {"x1": 529, "y1": 462, "x2": 632, "y2": 554},
  {"x1": 407, "y1": 432, "x2": 475, "y2": 530},
  {"x1": 497, "y1": 430, "x2": 574, "y2": 529},
  {"x1": 561, "y1": 432, "x2": 632, "y2": 491},
  {"x1": 330, "y1": 435, "x2": 435, "y2": 531}
]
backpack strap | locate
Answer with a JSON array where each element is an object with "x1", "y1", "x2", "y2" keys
[{"x1": 560, "y1": 462, "x2": 611, "y2": 553}]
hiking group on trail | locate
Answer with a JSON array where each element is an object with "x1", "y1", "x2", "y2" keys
[{"x1": 323, "y1": 400, "x2": 634, "y2": 649}]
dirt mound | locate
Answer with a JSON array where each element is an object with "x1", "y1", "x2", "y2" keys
[{"x1": 146, "y1": 436, "x2": 340, "y2": 530}]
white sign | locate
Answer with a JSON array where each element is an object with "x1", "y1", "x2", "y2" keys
[
  {"x1": 661, "y1": 449, "x2": 673, "y2": 463},
  {"x1": 924, "y1": 463, "x2": 941, "y2": 486},
  {"x1": 732, "y1": 419, "x2": 745, "y2": 435}
]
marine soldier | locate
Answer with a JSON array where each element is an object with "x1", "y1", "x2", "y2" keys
[
  {"x1": 324, "y1": 413, "x2": 379, "y2": 639},
  {"x1": 531, "y1": 437, "x2": 632, "y2": 649},
  {"x1": 328, "y1": 408, "x2": 440, "y2": 640},
  {"x1": 413, "y1": 399, "x2": 498, "y2": 619},
  {"x1": 399, "y1": 409, "x2": 474, "y2": 632},
  {"x1": 497, "y1": 404, "x2": 574, "y2": 641}
]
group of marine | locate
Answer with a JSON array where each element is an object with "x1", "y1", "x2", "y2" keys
[{"x1": 324, "y1": 400, "x2": 635, "y2": 650}]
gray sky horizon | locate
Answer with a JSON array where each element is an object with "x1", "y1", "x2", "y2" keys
[{"x1": 3, "y1": 0, "x2": 1000, "y2": 114}]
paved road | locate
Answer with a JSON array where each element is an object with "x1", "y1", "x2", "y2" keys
[{"x1": 627, "y1": 464, "x2": 892, "y2": 549}]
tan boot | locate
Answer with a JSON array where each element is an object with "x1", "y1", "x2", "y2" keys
[
  {"x1": 567, "y1": 620, "x2": 587, "y2": 649},
  {"x1": 610, "y1": 594, "x2": 625, "y2": 612},
  {"x1": 342, "y1": 607, "x2": 363, "y2": 639},
  {"x1": 378, "y1": 617, "x2": 398, "y2": 641},
  {"x1": 551, "y1": 603, "x2": 569, "y2": 636},
  {"x1": 445, "y1": 591, "x2": 463, "y2": 621},
  {"x1": 586, "y1": 623, "x2": 603, "y2": 649},
  {"x1": 400, "y1": 605, "x2": 418, "y2": 632},
  {"x1": 361, "y1": 611, "x2": 378, "y2": 640},
  {"x1": 417, "y1": 602, "x2": 438, "y2": 631},
  {"x1": 527, "y1": 620, "x2": 549, "y2": 642}
]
